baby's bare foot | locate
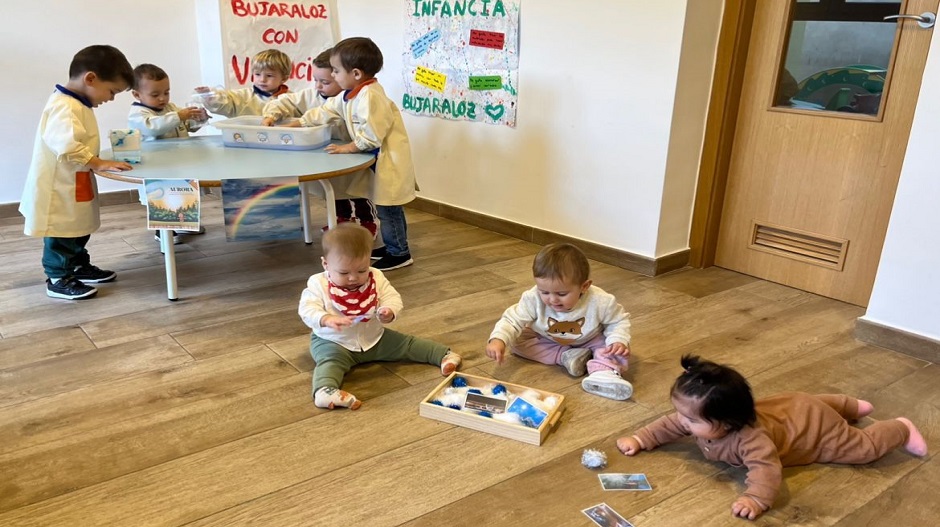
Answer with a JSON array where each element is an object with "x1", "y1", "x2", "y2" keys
[{"x1": 897, "y1": 417, "x2": 927, "y2": 456}]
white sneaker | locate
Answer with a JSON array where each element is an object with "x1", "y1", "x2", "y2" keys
[{"x1": 581, "y1": 370, "x2": 633, "y2": 400}]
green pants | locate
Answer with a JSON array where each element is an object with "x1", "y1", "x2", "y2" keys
[{"x1": 310, "y1": 328, "x2": 450, "y2": 393}]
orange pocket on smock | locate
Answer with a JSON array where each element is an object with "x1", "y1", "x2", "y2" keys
[{"x1": 75, "y1": 171, "x2": 94, "y2": 202}]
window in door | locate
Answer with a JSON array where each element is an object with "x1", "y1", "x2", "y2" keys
[{"x1": 773, "y1": 0, "x2": 902, "y2": 116}]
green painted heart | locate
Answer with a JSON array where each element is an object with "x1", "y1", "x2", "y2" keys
[{"x1": 484, "y1": 104, "x2": 505, "y2": 121}]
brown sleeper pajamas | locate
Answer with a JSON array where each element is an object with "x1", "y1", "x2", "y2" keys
[{"x1": 634, "y1": 392, "x2": 909, "y2": 510}]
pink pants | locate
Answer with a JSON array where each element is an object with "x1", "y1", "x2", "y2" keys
[{"x1": 511, "y1": 327, "x2": 628, "y2": 375}]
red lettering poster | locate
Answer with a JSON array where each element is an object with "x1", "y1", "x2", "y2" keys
[{"x1": 218, "y1": 0, "x2": 339, "y2": 91}]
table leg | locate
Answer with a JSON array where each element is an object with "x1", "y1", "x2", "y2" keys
[
  {"x1": 318, "y1": 180, "x2": 337, "y2": 229},
  {"x1": 300, "y1": 181, "x2": 313, "y2": 245},
  {"x1": 160, "y1": 229, "x2": 179, "y2": 301}
]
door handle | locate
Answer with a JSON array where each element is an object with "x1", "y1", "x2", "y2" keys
[{"x1": 883, "y1": 12, "x2": 936, "y2": 28}]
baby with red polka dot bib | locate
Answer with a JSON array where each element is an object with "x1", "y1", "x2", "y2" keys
[{"x1": 298, "y1": 223, "x2": 461, "y2": 410}]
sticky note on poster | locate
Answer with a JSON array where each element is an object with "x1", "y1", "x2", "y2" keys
[
  {"x1": 410, "y1": 29, "x2": 442, "y2": 59},
  {"x1": 415, "y1": 66, "x2": 447, "y2": 93},
  {"x1": 469, "y1": 29, "x2": 506, "y2": 50},
  {"x1": 469, "y1": 75, "x2": 503, "y2": 91}
]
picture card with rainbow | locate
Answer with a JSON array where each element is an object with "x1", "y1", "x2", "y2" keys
[
  {"x1": 221, "y1": 176, "x2": 302, "y2": 242},
  {"x1": 145, "y1": 179, "x2": 201, "y2": 232}
]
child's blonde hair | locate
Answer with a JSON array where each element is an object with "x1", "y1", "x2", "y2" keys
[
  {"x1": 532, "y1": 243, "x2": 591, "y2": 285},
  {"x1": 252, "y1": 49, "x2": 292, "y2": 78},
  {"x1": 322, "y1": 223, "x2": 373, "y2": 260}
]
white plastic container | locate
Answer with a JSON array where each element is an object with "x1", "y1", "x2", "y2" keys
[{"x1": 212, "y1": 116, "x2": 330, "y2": 151}]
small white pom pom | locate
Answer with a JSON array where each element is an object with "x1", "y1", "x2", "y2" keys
[
  {"x1": 521, "y1": 389, "x2": 542, "y2": 402},
  {"x1": 581, "y1": 449, "x2": 608, "y2": 469}
]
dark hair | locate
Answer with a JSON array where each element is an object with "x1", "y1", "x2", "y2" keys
[
  {"x1": 322, "y1": 223, "x2": 373, "y2": 260},
  {"x1": 313, "y1": 48, "x2": 333, "y2": 69},
  {"x1": 133, "y1": 63, "x2": 168, "y2": 89},
  {"x1": 671, "y1": 354, "x2": 756, "y2": 431},
  {"x1": 331, "y1": 37, "x2": 383, "y2": 76},
  {"x1": 69, "y1": 45, "x2": 134, "y2": 87},
  {"x1": 532, "y1": 243, "x2": 590, "y2": 285}
]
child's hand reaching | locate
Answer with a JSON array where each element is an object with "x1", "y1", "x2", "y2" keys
[
  {"x1": 194, "y1": 86, "x2": 211, "y2": 93},
  {"x1": 178, "y1": 106, "x2": 207, "y2": 123},
  {"x1": 88, "y1": 157, "x2": 132, "y2": 172},
  {"x1": 605, "y1": 342, "x2": 631, "y2": 357},
  {"x1": 377, "y1": 307, "x2": 394, "y2": 323},
  {"x1": 320, "y1": 314, "x2": 353, "y2": 330},
  {"x1": 485, "y1": 338, "x2": 507, "y2": 364},
  {"x1": 260, "y1": 117, "x2": 276, "y2": 127},
  {"x1": 616, "y1": 435, "x2": 642, "y2": 456},
  {"x1": 731, "y1": 496, "x2": 764, "y2": 520},
  {"x1": 324, "y1": 142, "x2": 361, "y2": 154}
]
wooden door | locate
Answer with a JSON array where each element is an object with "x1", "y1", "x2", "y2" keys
[{"x1": 715, "y1": 0, "x2": 937, "y2": 306}]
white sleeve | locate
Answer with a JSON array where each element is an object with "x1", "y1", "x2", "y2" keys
[
  {"x1": 488, "y1": 289, "x2": 539, "y2": 344},
  {"x1": 373, "y1": 269, "x2": 404, "y2": 318},
  {"x1": 599, "y1": 293, "x2": 631, "y2": 346},
  {"x1": 263, "y1": 90, "x2": 322, "y2": 121},
  {"x1": 298, "y1": 275, "x2": 329, "y2": 329},
  {"x1": 43, "y1": 100, "x2": 95, "y2": 166},
  {"x1": 299, "y1": 93, "x2": 344, "y2": 127},
  {"x1": 202, "y1": 88, "x2": 261, "y2": 117},
  {"x1": 128, "y1": 105, "x2": 181, "y2": 138},
  {"x1": 350, "y1": 89, "x2": 390, "y2": 152}
]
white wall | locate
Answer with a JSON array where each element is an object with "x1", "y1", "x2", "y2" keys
[
  {"x1": 3, "y1": 0, "x2": 710, "y2": 261},
  {"x1": 862, "y1": 31, "x2": 940, "y2": 342},
  {"x1": 335, "y1": 0, "x2": 697, "y2": 257},
  {"x1": 1, "y1": 1, "x2": 204, "y2": 197}
]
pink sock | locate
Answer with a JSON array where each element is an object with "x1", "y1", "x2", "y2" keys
[{"x1": 897, "y1": 417, "x2": 928, "y2": 456}]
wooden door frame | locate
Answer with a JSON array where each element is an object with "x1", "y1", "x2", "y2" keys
[{"x1": 689, "y1": 0, "x2": 757, "y2": 267}]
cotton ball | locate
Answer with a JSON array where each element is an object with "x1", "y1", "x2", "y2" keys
[
  {"x1": 430, "y1": 399, "x2": 444, "y2": 406},
  {"x1": 581, "y1": 449, "x2": 608, "y2": 469},
  {"x1": 492, "y1": 384, "x2": 508, "y2": 395},
  {"x1": 542, "y1": 396, "x2": 560, "y2": 411},
  {"x1": 521, "y1": 389, "x2": 542, "y2": 402},
  {"x1": 493, "y1": 412, "x2": 523, "y2": 425},
  {"x1": 478, "y1": 411, "x2": 493, "y2": 418},
  {"x1": 452, "y1": 376, "x2": 468, "y2": 388},
  {"x1": 438, "y1": 392, "x2": 465, "y2": 408},
  {"x1": 468, "y1": 388, "x2": 483, "y2": 395}
]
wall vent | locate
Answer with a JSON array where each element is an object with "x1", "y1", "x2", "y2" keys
[{"x1": 749, "y1": 221, "x2": 848, "y2": 271}]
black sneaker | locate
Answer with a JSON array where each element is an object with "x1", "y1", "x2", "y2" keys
[
  {"x1": 46, "y1": 277, "x2": 97, "y2": 300},
  {"x1": 72, "y1": 264, "x2": 116, "y2": 283},
  {"x1": 154, "y1": 230, "x2": 182, "y2": 244},
  {"x1": 372, "y1": 252, "x2": 413, "y2": 271},
  {"x1": 370, "y1": 246, "x2": 387, "y2": 260}
]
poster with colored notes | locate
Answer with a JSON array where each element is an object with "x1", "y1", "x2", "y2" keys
[{"x1": 402, "y1": 0, "x2": 521, "y2": 127}]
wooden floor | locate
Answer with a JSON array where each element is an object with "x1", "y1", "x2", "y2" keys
[{"x1": 0, "y1": 198, "x2": 936, "y2": 527}]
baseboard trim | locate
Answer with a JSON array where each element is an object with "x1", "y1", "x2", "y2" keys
[
  {"x1": 408, "y1": 196, "x2": 689, "y2": 276},
  {"x1": 1, "y1": 190, "x2": 141, "y2": 219},
  {"x1": 3, "y1": 192, "x2": 690, "y2": 277},
  {"x1": 855, "y1": 318, "x2": 940, "y2": 364}
]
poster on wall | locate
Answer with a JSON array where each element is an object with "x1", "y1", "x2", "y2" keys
[
  {"x1": 219, "y1": 0, "x2": 339, "y2": 91},
  {"x1": 402, "y1": 0, "x2": 521, "y2": 127}
]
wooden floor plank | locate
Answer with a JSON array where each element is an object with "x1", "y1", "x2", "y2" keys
[
  {"x1": 0, "y1": 201, "x2": 936, "y2": 527},
  {"x1": 0, "y1": 335, "x2": 193, "y2": 408}
]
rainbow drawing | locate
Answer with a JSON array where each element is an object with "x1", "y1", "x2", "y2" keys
[{"x1": 221, "y1": 177, "x2": 302, "y2": 241}]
